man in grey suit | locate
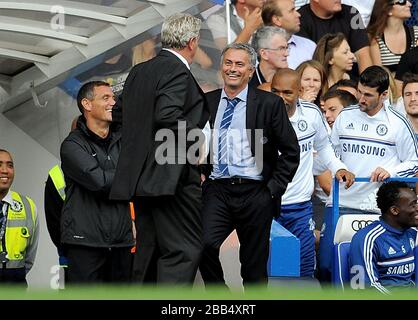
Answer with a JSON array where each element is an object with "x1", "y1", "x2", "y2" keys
[{"x1": 110, "y1": 13, "x2": 209, "y2": 284}]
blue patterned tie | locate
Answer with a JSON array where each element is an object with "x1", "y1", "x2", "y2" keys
[{"x1": 218, "y1": 97, "x2": 240, "y2": 176}]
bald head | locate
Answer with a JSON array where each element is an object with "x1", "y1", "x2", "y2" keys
[{"x1": 271, "y1": 68, "x2": 300, "y2": 114}]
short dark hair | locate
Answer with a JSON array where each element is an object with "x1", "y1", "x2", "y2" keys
[
  {"x1": 359, "y1": 65, "x2": 389, "y2": 95},
  {"x1": 262, "y1": 0, "x2": 281, "y2": 25},
  {"x1": 76, "y1": 81, "x2": 110, "y2": 114},
  {"x1": 402, "y1": 73, "x2": 418, "y2": 96},
  {"x1": 322, "y1": 89, "x2": 357, "y2": 107},
  {"x1": 376, "y1": 181, "x2": 411, "y2": 215},
  {"x1": 335, "y1": 78, "x2": 358, "y2": 90}
]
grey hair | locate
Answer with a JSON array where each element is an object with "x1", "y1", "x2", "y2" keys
[
  {"x1": 221, "y1": 43, "x2": 257, "y2": 69},
  {"x1": 251, "y1": 26, "x2": 289, "y2": 53},
  {"x1": 161, "y1": 13, "x2": 201, "y2": 50}
]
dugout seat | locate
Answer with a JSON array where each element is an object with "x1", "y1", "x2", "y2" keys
[{"x1": 332, "y1": 214, "x2": 380, "y2": 288}]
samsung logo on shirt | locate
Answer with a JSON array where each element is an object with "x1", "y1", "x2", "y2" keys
[
  {"x1": 342, "y1": 143, "x2": 386, "y2": 157},
  {"x1": 386, "y1": 263, "x2": 415, "y2": 275}
]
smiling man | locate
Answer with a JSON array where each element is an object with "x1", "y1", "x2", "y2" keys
[
  {"x1": 199, "y1": 43, "x2": 299, "y2": 287},
  {"x1": 349, "y1": 181, "x2": 418, "y2": 293},
  {"x1": 0, "y1": 149, "x2": 39, "y2": 285},
  {"x1": 402, "y1": 73, "x2": 418, "y2": 139},
  {"x1": 60, "y1": 81, "x2": 134, "y2": 284}
]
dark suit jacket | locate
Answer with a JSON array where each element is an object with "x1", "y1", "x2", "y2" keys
[
  {"x1": 110, "y1": 50, "x2": 209, "y2": 199},
  {"x1": 203, "y1": 87, "x2": 300, "y2": 198}
]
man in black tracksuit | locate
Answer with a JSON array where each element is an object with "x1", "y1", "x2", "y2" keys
[{"x1": 60, "y1": 81, "x2": 134, "y2": 283}]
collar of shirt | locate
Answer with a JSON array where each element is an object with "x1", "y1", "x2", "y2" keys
[
  {"x1": 379, "y1": 218, "x2": 404, "y2": 235},
  {"x1": 232, "y1": 5, "x2": 244, "y2": 29},
  {"x1": 162, "y1": 48, "x2": 190, "y2": 70},
  {"x1": 288, "y1": 34, "x2": 297, "y2": 46},
  {"x1": 289, "y1": 101, "x2": 302, "y2": 123},
  {"x1": 1, "y1": 190, "x2": 12, "y2": 207},
  {"x1": 220, "y1": 85, "x2": 248, "y2": 104}
]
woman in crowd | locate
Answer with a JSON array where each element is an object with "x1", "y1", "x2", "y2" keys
[
  {"x1": 368, "y1": 0, "x2": 418, "y2": 76},
  {"x1": 296, "y1": 60, "x2": 327, "y2": 107},
  {"x1": 313, "y1": 33, "x2": 356, "y2": 88}
]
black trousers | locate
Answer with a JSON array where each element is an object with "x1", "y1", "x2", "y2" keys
[
  {"x1": 199, "y1": 179, "x2": 275, "y2": 287},
  {"x1": 132, "y1": 165, "x2": 202, "y2": 285},
  {"x1": 66, "y1": 245, "x2": 132, "y2": 284}
]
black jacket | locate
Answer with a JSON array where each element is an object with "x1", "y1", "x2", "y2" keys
[
  {"x1": 60, "y1": 117, "x2": 134, "y2": 248},
  {"x1": 110, "y1": 50, "x2": 209, "y2": 200},
  {"x1": 203, "y1": 88, "x2": 300, "y2": 199}
]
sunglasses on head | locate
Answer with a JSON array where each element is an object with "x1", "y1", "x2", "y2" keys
[{"x1": 391, "y1": 0, "x2": 407, "y2": 6}]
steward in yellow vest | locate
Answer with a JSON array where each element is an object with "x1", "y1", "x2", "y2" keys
[{"x1": 0, "y1": 149, "x2": 39, "y2": 285}]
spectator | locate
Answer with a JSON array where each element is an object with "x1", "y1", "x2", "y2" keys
[
  {"x1": 250, "y1": 26, "x2": 289, "y2": 87},
  {"x1": 0, "y1": 149, "x2": 39, "y2": 285},
  {"x1": 60, "y1": 81, "x2": 134, "y2": 283},
  {"x1": 313, "y1": 33, "x2": 356, "y2": 88},
  {"x1": 207, "y1": 0, "x2": 265, "y2": 50},
  {"x1": 368, "y1": 0, "x2": 417, "y2": 75},
  {"x1": 395, "y1": 47, "x2": 418, "y2": 93},
  {"x1": 296, "y1": 60, "x2": 327, "y2": 106},
  {"x1": 199, "y1": 43, "x2": 299, "y2": 287},
  {"x1": 349, "y1": 181, "x2": 418, "y2": 293},
  {"x1": 262, "y1": 0, "x2": 316, "y2": 69},
  {"x1": 298, "y1": 0, "x2": 372, "y2": 73}
]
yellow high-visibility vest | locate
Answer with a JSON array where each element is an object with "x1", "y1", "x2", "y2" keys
[
  {"x1": 48, "y1": 165, "x2": 66, "y2": 201},
  {"x1": 1, "y1": 191, "x2": 36, "y2": 268}
]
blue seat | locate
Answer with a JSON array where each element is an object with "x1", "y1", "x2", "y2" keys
[
  {"x1": 332, "y1": 241, "x2": 351, "y2": 289},
  {"x1": 268, "y1": 220, "x2": 300, "y2": 277}
]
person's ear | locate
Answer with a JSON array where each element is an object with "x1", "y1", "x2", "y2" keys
[
  {"x1": 380, "y1": 90, "x2": 388, "y2": 100},
  {"x1": 81, "y1": 98, "x2": 92, "y2": 112},
  {"x1": 390, "y1": 206, "x2": 400, "y2": 216},
  {"x1": 272, "y1": 15, "x2": 282, "y2": 27}
]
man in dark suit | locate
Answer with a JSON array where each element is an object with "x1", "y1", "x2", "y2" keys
[
  {"x1": 199, "y1": 43, "x2": 300, "y2": 287},
  {"x1": 110, "y1": 13, "x2": 209, "y2": 284}
]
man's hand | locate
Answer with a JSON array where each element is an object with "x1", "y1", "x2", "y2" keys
[
  {"x1": 242, "y1": 7, "x2": 263, "y2": 32},
  {"x1": 370, "y1": 167, "x2": 390, "y2": 182},
  {"x1": 335, "y1": 169, "x2": 355, "y2": 189},
  {"x1": 200, "y1": 174, "x2": 206, "y2": 186}
]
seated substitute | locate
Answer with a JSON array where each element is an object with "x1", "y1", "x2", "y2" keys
[{"x1": 349, "y1": 181, "x2": 418, "y2": 294}]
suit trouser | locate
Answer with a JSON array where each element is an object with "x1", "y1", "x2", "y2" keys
[
  {"x1": 199, "y1": 179, "x2": 275, "y2": 287},
  {"x1": 132, "y1": 165, "x2": 202, "y2": 284}
]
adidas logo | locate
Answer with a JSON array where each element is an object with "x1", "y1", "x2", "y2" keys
[
  {"x1": 388, "y1": 246, "x2": 396, "y2": 255},
  {"x1": 345, "y1": 123, "x2": 354, "y2": 130}
]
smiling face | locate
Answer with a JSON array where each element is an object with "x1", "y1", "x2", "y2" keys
[
  {"x1": 394, "y1": 188, "x2": 418, "y2": 229},
  {"x1": 403, "y1": 82, "x2": 418, "y2": 118},
  {"x1": 82, "y1": 85, "x2": 115, "y2": 123},
  {"x1": 222, "y1": 48, "x2": 255, "y2": 93},
  {"x1": 0, "y1": 151, "x2": 14, "y2": 199}
]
